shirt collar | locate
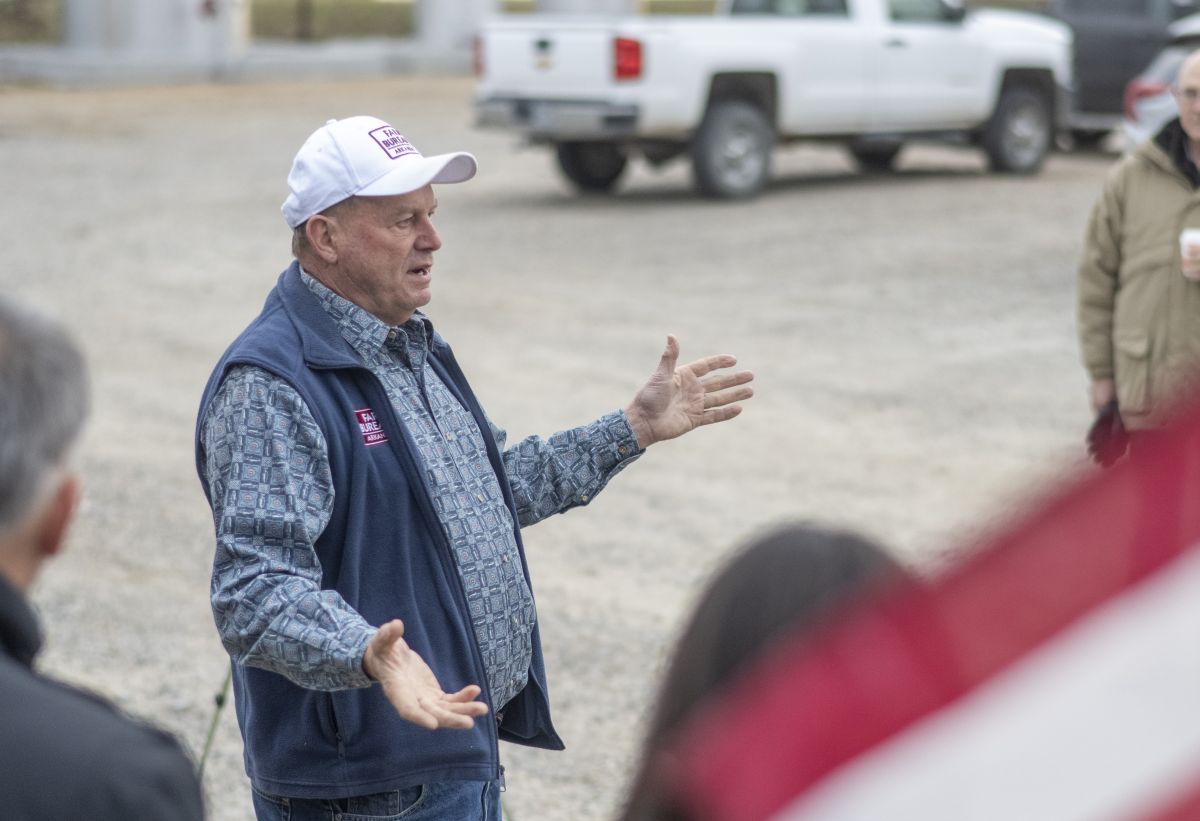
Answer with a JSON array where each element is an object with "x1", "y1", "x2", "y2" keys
[
  {"x1": 1154, "y1": 117, "x2": 1200, "y2": 188},
  {"x1": 0, "y1": 574, "x2": 42, "y2": 669},
  {"x1": 299, "y1": 267, "x2": 434, "y2": 364}
]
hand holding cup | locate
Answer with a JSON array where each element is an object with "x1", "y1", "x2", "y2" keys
[{"x1": 1180, "y1": 228, "x2": 1200, "y2": 281}]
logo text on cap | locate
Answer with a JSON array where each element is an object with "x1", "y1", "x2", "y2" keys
[{"x1": 368, "y1": 126, "x2": 418, "y2": 160}]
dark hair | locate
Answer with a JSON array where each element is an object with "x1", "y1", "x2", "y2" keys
[
  {"x1": 619, "y1": 523, "x2": 907, "y2": 821},
  {"x1": 0, "y1": 298, "x2": 90, "y2": 531}
]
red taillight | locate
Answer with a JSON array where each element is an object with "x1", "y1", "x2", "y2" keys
[
  {"x1": 474, "y1": 34, "x2": 484, "y2": 79},
  {"x1": 614, "y1": 37, "x2": 642, "y2": 81},
  {"x1": 1123, "y1": 78, "x2": 1168, "y2": 121}
]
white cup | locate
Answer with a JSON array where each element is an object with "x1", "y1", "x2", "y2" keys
[{"x1": 1181, "y1": 229, "x2": 1200, "y2": 281}]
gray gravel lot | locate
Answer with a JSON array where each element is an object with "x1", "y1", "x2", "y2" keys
[{"x1": 0, "y1": 75, "x2": 1112, "y2": 821}]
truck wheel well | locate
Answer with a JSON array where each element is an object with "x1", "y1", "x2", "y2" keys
[
  {"x1": 705, "y1": 73, "x2": 778, "y2": 127},
  {"x1": 996, "y1": 68, "x2": 1056, "y2": 125}
]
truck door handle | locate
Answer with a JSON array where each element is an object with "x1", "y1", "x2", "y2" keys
[{"x1": 884, "y1": 37, "x2": 908, "y2": 47}]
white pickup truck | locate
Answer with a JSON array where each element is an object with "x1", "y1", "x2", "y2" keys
[{"x1": 474, "y1": 0, "x2": 1073, "y2": 198}]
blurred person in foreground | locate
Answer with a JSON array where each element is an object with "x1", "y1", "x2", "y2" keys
[
  {"x1": 195, "y1": 115, "x2": 754, "y2": 821},
  {"x1": 0, "y1": 297, "x2": 205, "y2": 820},
  {"x1": 1079, "y1": 48, "x2": 1200, "y2": 467},
  {"x1": 618, "y1": 523, "x2": 908, "y2": 821}
]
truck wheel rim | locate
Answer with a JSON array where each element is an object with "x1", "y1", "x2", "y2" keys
[
  {"x1": 717, "y1": 125, "x2": 764, "y2": 189},
  {"x1": 1003, "y1": 101, "x2": 1047, "y2": 168}
]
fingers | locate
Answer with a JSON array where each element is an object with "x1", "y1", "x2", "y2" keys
[
  {"x1": 387, "y1": 684, "x2": 489, "y2": 730},
  {"x1": 425, "y1": 698, "x2": 490, "y2": 725},
  {"x1": 444, "y1": 684, "x2": 484, "y2": 703},
  {"x1": 657, "y1": 334, "x2": 744, "y2": 380},
  {"x1": 703, "y1": 384, "x2": 755, "y2": 410},
  {"x1": 697, "y1": 369, "x2": 755, "y2": 411},
  {"x1": 682, "y1": 353, "x2": 740, "y2": 378},
  {"x1": 658, "y1": 334, "x2": 680, "y2": 373},
  {"x1": 700, "y1": 404, "x2": 744, "y2": 426},
  {"x1": 696, "y1": 407, "x2": 743, "y2": 428},
  {"x1": 376, "y1": 619, "x2": 406, "y2": 644},
  {"x1": 442, "y1": 699, "x2": 490, "y2": 718},
  {"x1": 700, "y1": 369, "x2": 755, "y2": 393},
  {"x1": 411, "y1": 690, "x2": 490, "y2": 730}
]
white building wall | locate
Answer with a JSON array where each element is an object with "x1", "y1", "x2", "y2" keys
[
  {"x1": 6, "y1": 0, "x2": 493, "y2": 85},
  {"x1": 65, "y1": 0, "x2": 247, "y2": 59}
]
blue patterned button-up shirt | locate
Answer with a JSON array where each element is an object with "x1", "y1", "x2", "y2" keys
[{"x1": 201, "y1": 271, "x2": 641, "y2": 708}]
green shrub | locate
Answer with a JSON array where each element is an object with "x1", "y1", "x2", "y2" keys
[
  {"x1": 0, "y1": 0, "x2": 62, "y2": 43},
  {"x1": 645, "y1": 0, "x2": 716, "y2": 13},
  {"x1": 250, "y1": 0, "x2": 414, "y2": 40}
]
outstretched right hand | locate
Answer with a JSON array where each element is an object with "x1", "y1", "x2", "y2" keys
[{"x1": 362, "y1": 619, "x2": 490, "y2": 730}]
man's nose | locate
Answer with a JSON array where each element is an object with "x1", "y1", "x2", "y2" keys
[{"x1": 417, "y1": 220, "x2": 442, "y2": 251}]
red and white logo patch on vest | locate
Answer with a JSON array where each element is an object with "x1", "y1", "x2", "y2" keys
[{"x1": 354, "y1": 408, "x2": 389, "y2": 446}]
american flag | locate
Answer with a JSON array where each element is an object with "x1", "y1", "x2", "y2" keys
[{"x1": 669, "y1": 401, "x2": 1200, "y2": 821}]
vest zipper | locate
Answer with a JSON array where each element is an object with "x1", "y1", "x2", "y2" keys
[{"x1": 370, "y1": 371, "x2": 504, "y2": 783}]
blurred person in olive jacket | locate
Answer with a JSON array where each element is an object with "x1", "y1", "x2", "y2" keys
[
  {"x1": 1078, "y1": 49, "x2": 1200, "y2": 464},
  {"x1": 0, "y1": 296, "x2": 206, "y2": 821}
]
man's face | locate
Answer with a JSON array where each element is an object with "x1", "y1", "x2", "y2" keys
[
  {"x1": 1176, "y1": 54, "x2": 1200, "y2": 144},
  {"x1": 323, "y1": 185, "x2": 442, "y2": 326}
]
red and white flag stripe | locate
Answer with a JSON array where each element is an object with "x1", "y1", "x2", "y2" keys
[{"x1": 670, "y1": 401, "x2": 1200, "y2": 821}]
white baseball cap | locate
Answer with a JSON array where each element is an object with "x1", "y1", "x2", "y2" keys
[{"x1": 281, "y1": 115, "x2": 477, "y2": 228}]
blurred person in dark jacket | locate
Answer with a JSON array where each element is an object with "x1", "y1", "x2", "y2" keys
[
  {"x1": 1079, "y1": 49, "x2": 1200, "y2": 466},
  {"x1": 617, "y1": 523, "x2": 908, "y2": 821},
  {"x1": 0, "y1": 296, "x2": 205, "y2": 821}
]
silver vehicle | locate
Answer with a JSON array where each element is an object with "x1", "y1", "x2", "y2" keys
[
  {"x1": 1046, "y1": 0, "x2": 1197, "y2": 144},
  {"x1": 1123, "y1": 13, "x2": 1200, "y2": 148}
]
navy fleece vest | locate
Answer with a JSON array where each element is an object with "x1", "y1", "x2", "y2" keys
[{"x1": 194, "y1": 264, "x2": 562, "y2": 799}]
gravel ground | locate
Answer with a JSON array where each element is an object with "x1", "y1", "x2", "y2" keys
[{"x1": 0, "y1": 75, "x2": 1114, "y2": 821}]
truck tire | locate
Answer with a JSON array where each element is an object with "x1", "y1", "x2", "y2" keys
[
  {"x1": 555, "y1": 142, "x2": 628, "y2": 193},
  {"x1": 983, "y1": 86, "x2": 1052, "y2": 174},
  {"x1": 691, "y1": 100, "x2": 774, "y2": 199}
]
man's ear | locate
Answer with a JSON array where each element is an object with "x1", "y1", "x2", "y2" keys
[
  {"x1": 35, "y1": 473, "x2": 81, "y2": 562},
  {"x1": 305, "y1": 215, "x2": 339, "y2": 264}
]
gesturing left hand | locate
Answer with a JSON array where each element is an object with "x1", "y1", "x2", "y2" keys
[
  {"x1": 624, "y1": 335, "x2": 755, "y2": 449},
  {"x1": 363, "y1": 620, "x2": 490, "y2": 730}
]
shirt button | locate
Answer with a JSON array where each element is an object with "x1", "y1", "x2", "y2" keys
[
  {"x1": 580, "y1": 494, "x2": 589, "y2": 502},
  {"x1": 476, "y1": 494, "x2": 485, "y2": 502},
  {"x1": 619, "y1": 446, "x2": 627, "y2": 455},
  {"x1": 445, "y1": 433, "x2": 455, "y2": 442}
]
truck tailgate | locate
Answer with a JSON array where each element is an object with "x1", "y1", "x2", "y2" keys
[{"x1": 481, "y1": 18, "x2": 621, "y2": 97}]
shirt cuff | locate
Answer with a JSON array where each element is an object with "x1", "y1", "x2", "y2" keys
[
  {"x1": 609, "y1": 409, "x2": 644, "y2": 464},
  {"x1": 336, "y1": 624, "x2": 379, "y2": 690}
]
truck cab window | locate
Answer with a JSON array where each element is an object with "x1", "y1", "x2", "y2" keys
[
  {"x1": 1062, "y1": 0, "x2": 1148, "y2": 12},
  {"x1": 888, "y1": 0, "x2": 955, "y2": 22},
  {"x1": 730, "y1": 0, "x2": 848, "y2": 15}
]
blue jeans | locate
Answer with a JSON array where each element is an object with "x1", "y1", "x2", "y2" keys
[{"x1": 251, "y1": 780, "x2": 502, "y2": 821}]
